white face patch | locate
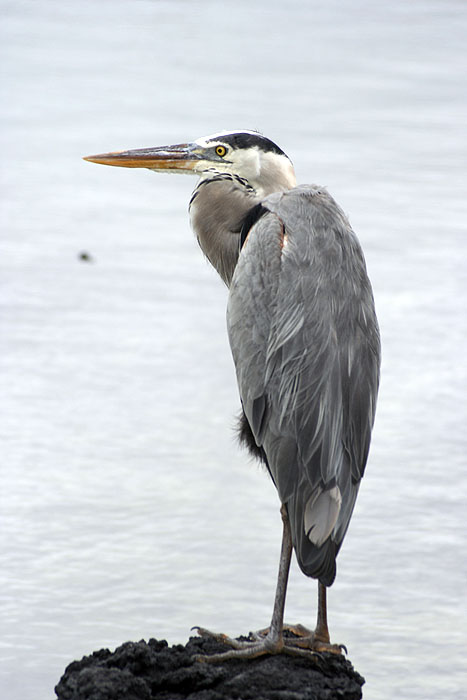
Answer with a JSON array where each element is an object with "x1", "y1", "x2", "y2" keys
[{"x1": 191, "y1": 131, "x2": 297, "y2": 197}]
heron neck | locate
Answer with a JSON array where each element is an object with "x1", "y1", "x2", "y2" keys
[{"x1": 189, "y1": 174, "x2": 260, "y2": 286}]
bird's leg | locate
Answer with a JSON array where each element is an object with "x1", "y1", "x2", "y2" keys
[
  {"x1": 276, "y1": 584, "x2": 345, "y2": 654},
  {"x1": 194, "y1": 504, "x2": 320, "y2": 663},
  {"x1": 263, "y1": 502, "x2": 293, "y2": 649},
  {"x1": 315, "y1": 583, "x2": 331, "y2": 643},
  {"x1": 308, "y1": 583, "x2": 346, "y2": 653}
]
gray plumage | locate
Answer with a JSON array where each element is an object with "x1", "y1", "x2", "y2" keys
[
  {"x1": 226, "y1": 185, "x2": 380, "y2": 585},
  {"x1": 190, "y1": 174, "x2": 259, "y2": 285}
]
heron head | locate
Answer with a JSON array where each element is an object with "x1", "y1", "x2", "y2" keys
[{"x1": 84, "y1": 130, "x2": 296, "y2": 197}]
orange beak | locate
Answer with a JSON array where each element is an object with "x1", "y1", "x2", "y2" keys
[{"x1": 83, "y1": 143, "x2": 202, "y2": 172}]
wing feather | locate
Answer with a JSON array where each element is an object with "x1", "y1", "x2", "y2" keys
[{"x1": 227, "y1": 185, "x2": 380, "y2": 585}]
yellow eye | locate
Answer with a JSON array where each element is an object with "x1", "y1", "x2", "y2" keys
[{"x1": 215, "y1": 145, "x2": 227, "y2": 157}]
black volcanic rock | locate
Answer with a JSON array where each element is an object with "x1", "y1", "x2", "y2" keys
[{"x1": 55, "y1": 635, "x2": 364, "y2": 700}]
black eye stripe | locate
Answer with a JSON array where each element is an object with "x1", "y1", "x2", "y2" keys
[{"x1": 207, "y1": 132, "x2": 286, "y2": 157}]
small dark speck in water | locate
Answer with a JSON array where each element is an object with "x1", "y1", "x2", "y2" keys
[{"x1": 78, "y1": 251, "x2": 94, "y2": 262}]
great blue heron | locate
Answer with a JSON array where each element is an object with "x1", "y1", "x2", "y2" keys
[{"x1": 84, "y1": 130, "x2": 380, "y2": 661}]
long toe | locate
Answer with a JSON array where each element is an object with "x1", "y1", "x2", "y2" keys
[
  {"x1": 287, "y1": 635, "x2": 345, "y2": 655},
  {"x1": 193, "y1": 627, "x2": 323, "y2": 664},
  {"x1": 283, "y1": 623, "x2": 313, "y2": 638},
  {"x1": 250, "y1": 623, "x2": 312, "y2": 644},
  {"x1": 281, "y1": 627, "x2": 346, "y2": 655},
  {"x1": 192, "y1": 627, "x2": 253, "y2": 650}
]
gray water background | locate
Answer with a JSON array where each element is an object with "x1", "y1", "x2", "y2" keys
[{"x1": 1, "y1": 1, "x2": 466, "y2": 698}]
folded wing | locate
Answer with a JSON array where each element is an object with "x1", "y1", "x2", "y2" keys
[{"x1": 227, "y1": 185, "x2": 380, "y2": 586}]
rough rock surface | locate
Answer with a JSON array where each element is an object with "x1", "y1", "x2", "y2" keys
[{"x1": 55, "y1": 634, "x2": 365, "y2": 700}]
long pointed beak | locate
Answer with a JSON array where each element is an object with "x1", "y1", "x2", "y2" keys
[{"x1": 83, "y1": 143, "x2": 201, "y2": 172}]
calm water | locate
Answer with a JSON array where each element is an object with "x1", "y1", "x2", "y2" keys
[{"x1": 1, "y1": 1, "x2": 466, "y2": 698}]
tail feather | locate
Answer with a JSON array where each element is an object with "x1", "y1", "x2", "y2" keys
[
  {"x1": 287, "y1": 493, "x2": 338, "y2": 587},
  {"x1": 304, "y1": 486, "x2": 342, "y2": 547}
]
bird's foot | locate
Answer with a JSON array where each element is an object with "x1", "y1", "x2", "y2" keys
[
  {"x1": 251, "y1": 623, "x2": 346, "y2": 655},
  {"x1": 192, "y1": 626, "x2": 323, "y2": 663}
]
